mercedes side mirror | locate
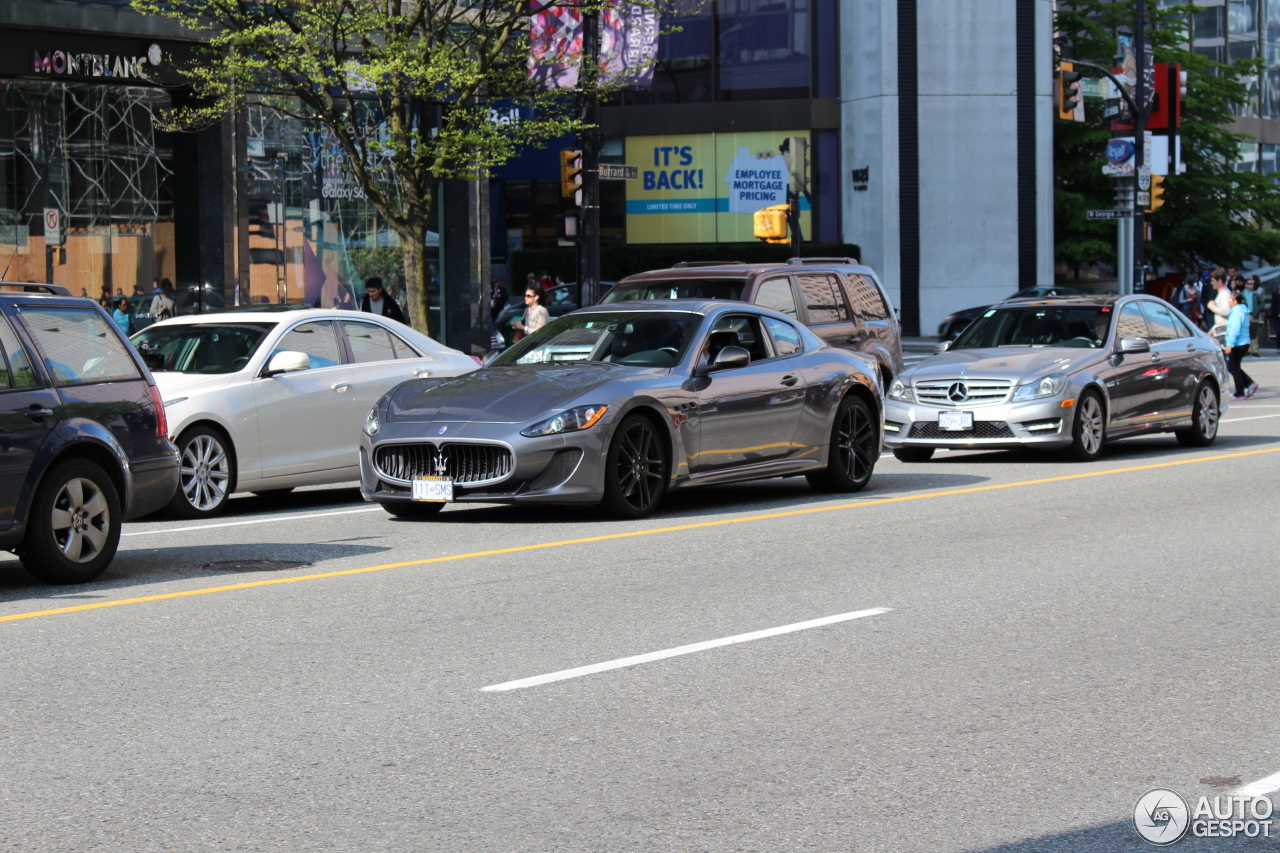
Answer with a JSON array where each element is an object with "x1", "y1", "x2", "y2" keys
[
  {"x1": 934, "y1": 340, "x2": 952, "y2": 354},
  {"x1": 263, "y1": 350, "x2": 310, "y2": 377},
  {"x1": 1118, "y1": 337, "x2": 1151, "y2": 354}
]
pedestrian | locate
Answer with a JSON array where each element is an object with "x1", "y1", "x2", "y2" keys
[
  {"x1": 359, "y1": 276, "x2": 407, "y2": 325},
  {"x1": 1270, "y1": 283, "x2": 1280, "y2": 349},
  {"x1": 1245, "y1": 275, "x2": 1263, "y2": 356},
  {"x1": 150, "y1": 278, "x2": 176, "y2": 320},
  {"x1": 1179, "y1": 276, "x2": 1201, "y2": 326},
  {"x1": 336, "y1": 289, "x2": 355, "y2": 310},
  {"x1": 1205, "y1": 268, "x2": 1232, "y2": 343},
  {"x1": 78, "y1": 288, "x2": 88, "y2": 299},
  {"x1": 132, "y1": 284, "x2": 145, "y2": 297},
  {"x1": 511, "y1": 286, "x2": 548, "y2": 342},
  {"x1": 112, "y1": 296, "x2": 131, "y2": 334},
  {"x1": 489, "y1": 278, "x2": 507, "y2": 322},
  {"x1": 1224, "y1": 288, "x2": 1258, "y2": 399}
]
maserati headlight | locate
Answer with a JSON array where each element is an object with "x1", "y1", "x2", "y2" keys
[
  {"x1": 888, "y1": 378, "x2": 914, "y2": 403},
  {"x1": 1012, "y1": 373, "x2": 1068, "y2": 401},
  {"x1": 364, "y1": 406, "x2": 380, "y2": 436},
  {"x1": 521, "y1": 405, "x2": 608, "y2": 437}
]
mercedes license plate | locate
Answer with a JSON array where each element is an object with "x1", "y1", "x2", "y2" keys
[
  {"x1": 412, "y1": 476, "x2": 454, "y2": 502},
  {"x1": 938, "y1": 411, "x2": 974, "y2": 431}
]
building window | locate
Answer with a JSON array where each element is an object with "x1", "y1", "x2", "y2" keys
[{"x1": 716, "y1": 0, "x2": 811, "y2": 100}]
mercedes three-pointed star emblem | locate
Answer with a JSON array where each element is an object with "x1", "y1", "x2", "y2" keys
[{"x1": 947, "y1": 382, "x2": 969, "y2": 403}]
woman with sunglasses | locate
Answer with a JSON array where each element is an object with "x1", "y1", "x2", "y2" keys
[{"x1": 511, "y1": 286, "x2": 548, "y2": 342}]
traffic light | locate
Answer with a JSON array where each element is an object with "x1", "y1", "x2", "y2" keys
[
  {"x1": 560, "y1": 149, "x2": 582, "y2": 199},
  {"x1": 753, "y1": 204, "x2": 789, "y2": 244},
  {"x1": 1058, "y1": 61, "x2": 1084, "y2": 121},
  {"x1": 1146, "y1": 175, "x2": 1166, "y2": 213},
  {"x1": 49, "y1": 247, "x2": 66, "y2": 265}
]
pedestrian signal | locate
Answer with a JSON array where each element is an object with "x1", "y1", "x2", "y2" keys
[{"x1": 753, "y1": 205, "x2": 789, "y2": 244}]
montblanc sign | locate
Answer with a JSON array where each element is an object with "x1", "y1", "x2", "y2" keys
[{"x1": 32, "y1": 44, "x2": 162, "y2": 81}]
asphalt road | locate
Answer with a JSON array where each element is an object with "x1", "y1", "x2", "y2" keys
[{"x1": 3, "y1": 362, "x2": 1280, "y2": 852}]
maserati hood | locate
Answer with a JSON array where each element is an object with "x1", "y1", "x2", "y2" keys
[
  {"x1": 386, "y1": 364, "x2": 639, "y2": 424},
  {"x1": 906, "y1": 348, "x2": 1103, "y2": 384}
]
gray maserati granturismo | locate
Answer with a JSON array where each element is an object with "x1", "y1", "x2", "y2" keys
[{"x1": 359, "y1": 300, "x2": 884, "y2": 519}]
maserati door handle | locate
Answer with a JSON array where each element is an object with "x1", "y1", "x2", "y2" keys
[
  {"x1": 780, "y1": 375, "x2": 799, "y2": 387},
  {"x1": 1186, "y1": 344, "x2": 1196, "y2": 352},
  {"x1": 414, "y1": 368, "x2": 432, "y2": 377},
  {"x1": 331, "y1": 382, "x2": 351, "y2": 392},
  {"x1": 23, "y1": 407, "x2": 54, "y2": 419}
]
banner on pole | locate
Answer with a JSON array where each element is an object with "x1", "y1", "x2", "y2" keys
[{"x1": 528, "y1": 0, "x2": 659, "y2": 91}]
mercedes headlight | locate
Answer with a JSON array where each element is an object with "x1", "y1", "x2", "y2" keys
[
  {"x1": 521, "y1": 405, "x2": 608, "y2": 437},
  {"x1": 888, "y1": 378, "x2": 914, "y2": 403},
  {"x1": 1012, "y1": 373, "x2": 1068, "y2": 401},
  {"x1": 364, "y1": 406, "x2": 380, "y2": 436}
]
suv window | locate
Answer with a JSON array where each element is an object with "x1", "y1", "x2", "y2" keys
[
  {"x1": 0, "y1": 314, "x2": 39, "y2": 389},
  {"x1": 20, "y1": 306, "x2": 141, "y2": 386},
  {"x1": 1138, "y1": 301, "x2": 1182, "y2": 342},
  {"x1": 752, "y1": 277, "x2": 798, "y2": 317},
  {"x1": 273, "y1": 321, "x2": 341, "y2": 368},
  {"x1": 797, "y1": 274, "x2": 848, "y2": 324},
  {"x1": 844, "y1": 274, "x2": 888, "y2": 321}
]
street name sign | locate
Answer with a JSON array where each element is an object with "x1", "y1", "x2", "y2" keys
[
  {"x1": 600, "y1": 164, "x2": 639, "y2": 180},
  {"x1": 1087, "y1": 209, "x2": 1137, "y2": 220}
]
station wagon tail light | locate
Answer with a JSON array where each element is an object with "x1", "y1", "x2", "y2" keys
[
  {"x1": 149, "y1": 384, "x2": 168, "y2": 438},
  {"x1": 521, "y1": 405, "x2": 608, "y2": 437}
]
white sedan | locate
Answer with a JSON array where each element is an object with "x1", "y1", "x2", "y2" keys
[{"x1": 131, "y1": 308, "x2": 478, "y2": 518}]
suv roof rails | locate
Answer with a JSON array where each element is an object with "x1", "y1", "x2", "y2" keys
[
  {"x1": 671, "y1": 261, "x2": 747, "y2": 268},
  {"x1": 787, "y1": 257, "x2": 860, "y2": 266},
  {"x1": 0, "y1": 283, "x2": 73, "y2": 296}
]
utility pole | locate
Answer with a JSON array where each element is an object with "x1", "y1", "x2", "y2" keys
[
  {"x1": 575, "y1": 6, "x2": 602, "y2": 308},
  {"x1": 1132, "y1": 0, "x2": 1147, "y2": 294}
]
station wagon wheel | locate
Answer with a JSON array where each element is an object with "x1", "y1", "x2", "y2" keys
[
  {"x1": 1176, "y1": 382, "x2": 1220, "y2": 448},
  {"x1": 18, "y1": 459, "x2": 121, "y2": 584},
  {"x1": 807, "y1": 394, "x2": 878, "y2": 493},
  {"x1": 602, "y1": 415, "x2": 667, "y2": 519},
  {"x1": 1064, "y1": 390, "x2": 1105, "y2": 461},
  {"x1": 165, "y1": 426, "x2": 236, "y2": 519}
]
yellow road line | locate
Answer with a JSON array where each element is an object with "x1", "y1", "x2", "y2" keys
[{"x1": 3, "y1": 446, "x2": 1277, "y2": 625}]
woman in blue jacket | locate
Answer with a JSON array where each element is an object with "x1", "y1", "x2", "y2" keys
[{"x1": 1225, "y1": 288, "x2": 1257, "y2": 399}]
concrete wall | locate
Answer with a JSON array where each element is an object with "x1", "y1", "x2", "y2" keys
[{"x1": 842, "y1": 0, "x2": 1055, "y2": 336}]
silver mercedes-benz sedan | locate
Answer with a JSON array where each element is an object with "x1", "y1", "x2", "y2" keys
[
  {"x1": 359, "y1": 301, "x2": 883, "y2": 519},
  {"x1": 884, "y1": 295, "x2": 1229, "y2": 461}
]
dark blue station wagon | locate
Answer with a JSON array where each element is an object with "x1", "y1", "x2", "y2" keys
[{"x1": 0, "y1": 285, "x2": 179, "y2": 583}]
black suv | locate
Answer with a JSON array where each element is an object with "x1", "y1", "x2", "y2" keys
[
  {"x1": 0, "y1": 285, "x2": 179, "y2": 583},
  {"x1": 601, "y1": 258, "x2": 904, "y2": 385}
]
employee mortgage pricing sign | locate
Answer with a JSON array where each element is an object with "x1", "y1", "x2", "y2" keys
[{"x1": 624, "y1": 131, "x2": 811, "y2": 243}]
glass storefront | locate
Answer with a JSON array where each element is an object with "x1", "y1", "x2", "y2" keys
[
  {"x1": 0, "y1": 80, "x2": 175, "y2": 299},
  {"x1": 239, "y1": 103, "x2": 441, "y2": 328}
]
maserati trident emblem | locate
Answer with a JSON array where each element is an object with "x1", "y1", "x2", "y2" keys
[
  {"x1": 438, "y1": 426, "x2": 448, "y2": 435},
  {"x1": 434, "y1": 453, "x2": 449, "y2": 476},
  {"x1": 947, "y1": 382, "x2": 969, "y2": 403}
]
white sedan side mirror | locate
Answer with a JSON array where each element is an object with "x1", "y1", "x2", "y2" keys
[{"x1": 264, "y1": 350, "x2": 310, "y2": 377}]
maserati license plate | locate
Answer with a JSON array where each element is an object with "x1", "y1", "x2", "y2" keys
[
  {"x1": 412, "y1": 476, "x2": 454, "y2": 502},
  {"x1": 938, "y1": 411, "x2": 974, "y2": 431}
]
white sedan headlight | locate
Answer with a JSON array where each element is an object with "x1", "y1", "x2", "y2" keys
[
  {"x1": 888, "y1": 378, "x2": 914, "y2": 403},
  {"x1": 1012, "y1": 373, "x2": 1068, "y2": 401}
]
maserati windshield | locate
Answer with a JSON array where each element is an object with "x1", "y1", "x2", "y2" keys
[
  {"x1": 952, "y1": 305, "x2": 1110, "y2": 350},
  {"x1": 492, "y1": 312, "x2": 703, "y2": 367}
]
